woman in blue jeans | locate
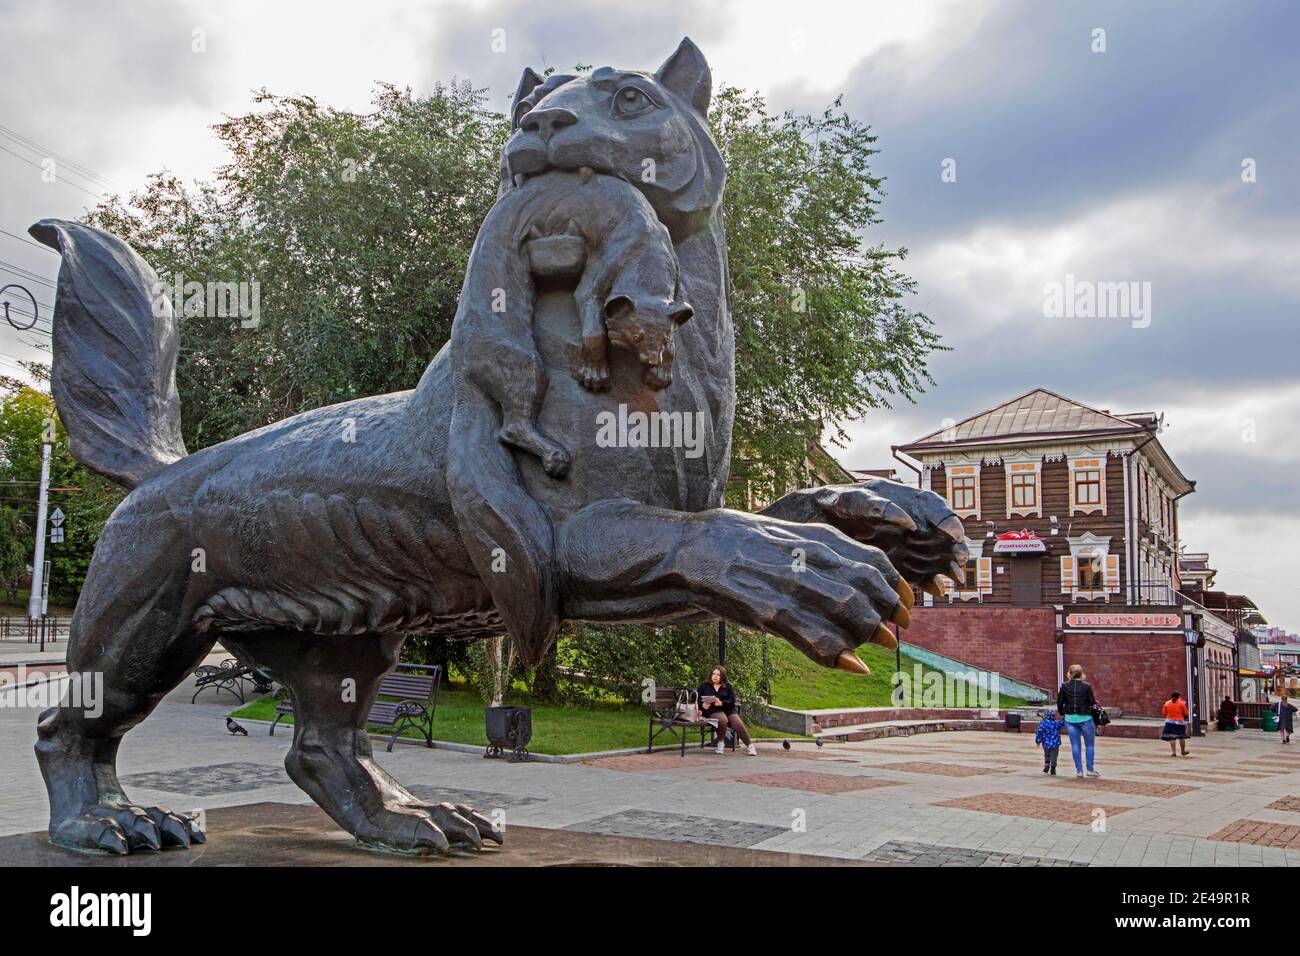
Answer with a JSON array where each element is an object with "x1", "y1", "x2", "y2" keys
[{"x1": 1057, "y1": 664, "x2": 1101, "y2": 778}]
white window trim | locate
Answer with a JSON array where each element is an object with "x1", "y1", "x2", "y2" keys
[
  {"x1": 1068, "y1": 456, "x2": 1107, "y2": 517},
  {"x1": 1005, "y1": 459, "x2": 1042, "y2": 519},
  {"x1": 1067, "y1": 533, "x2": 1116, "y2": 601},
  {"x1": 946, "y1": 465, "x2": 981, "y2": 520}
]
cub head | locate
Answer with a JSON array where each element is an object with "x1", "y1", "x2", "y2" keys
[
  {"x1": 602, "y1": 292, "x2": 693, "y2": 389},
  {"x1": 503, "y1": 38, "x2": 725, "y2": 240}
]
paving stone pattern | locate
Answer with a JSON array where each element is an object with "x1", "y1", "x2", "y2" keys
[
  {"x1": 934, "y1": 792, "x2": 1131, "y2": 824},
  {"x1": 120, "y1": 762, "x2": 290, "y2": 797},
  {"x1": 565, "y1": 809, "x2": 787, "y2": 848},
  {"x1": 864, "y1": 840, "x2": 1088, "y2": 867}
]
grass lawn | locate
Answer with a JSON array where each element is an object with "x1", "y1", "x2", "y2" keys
[
  {"x1": 765, "y1": 639, "x2": 1028, "y2": 711},
  {"x1": 1, "y1": 592, "x2": 76, "y2": 617},
  {"x1": 231, "y1": 683, "x2": 796, "y2": 756}
]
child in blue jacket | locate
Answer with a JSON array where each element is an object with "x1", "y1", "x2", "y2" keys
[{"x1": 1034, "y1": 710, "x2": 1065, "y2": 775}]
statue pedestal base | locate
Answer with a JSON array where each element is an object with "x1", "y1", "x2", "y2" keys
[{"x1": 1, "y1": 802, "x2": 869, "y2": 867}]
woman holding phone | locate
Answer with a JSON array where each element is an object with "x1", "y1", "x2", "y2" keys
[{"x1": 699, "y1": 665, "x2": 757, "y2": 756}]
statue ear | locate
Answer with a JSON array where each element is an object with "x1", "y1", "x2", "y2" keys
[
  {"x1": 511, "y1": 67, "x2": 544, "y2": 129},
  {"x1": 655, "y1": 37, "x2": 711, "y2": 115}
]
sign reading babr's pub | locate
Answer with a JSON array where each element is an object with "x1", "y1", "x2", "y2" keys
[{"x1": 1065, "y1": 612, "x2": 1182, "y2": 629}]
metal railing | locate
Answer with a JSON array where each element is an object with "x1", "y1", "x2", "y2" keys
[{"x1": 0, "y1": 616, "x2": 70, "y2": 644}]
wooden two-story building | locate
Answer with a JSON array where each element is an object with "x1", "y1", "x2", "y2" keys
[{"x1": 893, "y1": 388, "x2": 1210, "y2": 719}]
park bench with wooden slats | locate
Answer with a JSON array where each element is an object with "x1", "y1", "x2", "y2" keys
[
  {"x1": 648, "y1": 686, "x2": 738, "y2": 756},
  {"x1": 270, "y1": 663, "x2": 442, "y2": 752}
]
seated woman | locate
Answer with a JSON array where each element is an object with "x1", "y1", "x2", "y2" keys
[
  {"x1": 1217, "y1": 695, "x2": 1238, "y2": 731},
  {"x1": 698, "y1": 665, "x2": 757, "y2": 756}
]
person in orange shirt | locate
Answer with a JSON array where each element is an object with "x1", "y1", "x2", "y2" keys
[{"x1": 1161, "y1": 691, "x2": 1190, "y2": 756}]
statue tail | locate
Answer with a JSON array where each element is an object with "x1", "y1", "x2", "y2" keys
[
  {"x1": 29, "y1": 220, "x2": 187, "y2": 490},
  {"x1": 446, "y1": 390, "x2": 560, "y2": 669}
]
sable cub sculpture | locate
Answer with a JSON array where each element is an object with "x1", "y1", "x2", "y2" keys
[{"x1": 452, "y1": 168, "x2": 692, "y2": 479}]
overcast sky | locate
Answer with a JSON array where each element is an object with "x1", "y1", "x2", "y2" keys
[{"x1": 0, "y1": 0, "x2": 1295, "y2": 627}]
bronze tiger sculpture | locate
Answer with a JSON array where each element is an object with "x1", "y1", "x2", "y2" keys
[{"x1": 30, "y1": 38, "x2": 966, "y2": 856}]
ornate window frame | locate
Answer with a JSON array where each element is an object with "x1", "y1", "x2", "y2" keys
[
  {"x1": 1069, "y1": 456, "x2": 1106, "y2": 516},
  {"x1": 1065, "y1": 532, "x2": 1118, "y2": 601},
  {"x1": 1005, "y1": 458, "x2": 1042, "y2": 519},
  {"x1": 946, "y1": 464, "x2": 981, "y2": 519}
]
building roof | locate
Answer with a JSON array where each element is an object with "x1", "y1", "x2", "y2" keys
[
  {"x1": 900, "y1": 388, "x2": 1147, "y2": 450},
  {"x1": 896, "y1": 387, "x2": 1195, "y2": 494}
]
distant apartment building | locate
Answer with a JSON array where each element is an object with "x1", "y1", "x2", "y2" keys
[{"x1": 1253, "y1": 627, "x2": 1300, "y2": 669}]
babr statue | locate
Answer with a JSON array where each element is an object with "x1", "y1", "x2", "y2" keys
[{"x1": 30, "y1": 38, "x2": 967, "y2": 856}]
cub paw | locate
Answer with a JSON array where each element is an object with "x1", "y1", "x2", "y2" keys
[
  {"x1": 575, "y1": 363, "x2": 611, "y2": 392},
  {"x1": 643, "y1": 365, "x2": 673, "y2": 390},
  {"x1": 542, "y1": 446, "x2": 571, "y2": 479}
]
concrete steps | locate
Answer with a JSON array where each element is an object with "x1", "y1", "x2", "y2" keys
[
  {"x1": 814, "y1": 718, "x2": 1013, "y2": 741},
  {"x1": 812, "y1": 715, "x2": 1163, "y2": 742}
]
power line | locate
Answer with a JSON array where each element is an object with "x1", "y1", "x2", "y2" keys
[
  {"x1": 0, "y1": 124, "x2": 123, "y2": 193},
  {"x1": 1, "y1": 303, "x2": 53, "y2": 336},
  {"x1": 14, "y1": 332, "x2": 50, "y2": 350},
  {"x1": 0, "y1": 228, "x2": 59, "y2": 255},
  {"x1": 0, "y1": 144, "x2": 106, "y2": 202},
  {"x1": 0, "y1": 261, "x2": 55, "y2": 288}
]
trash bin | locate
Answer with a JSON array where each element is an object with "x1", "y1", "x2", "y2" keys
[{"x1": 1263, "y1": 710, "x2": 1278, "y2": 732}]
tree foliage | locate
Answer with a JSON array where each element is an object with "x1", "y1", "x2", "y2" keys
[
  {"x1": 86, "y1": 83, "x2": 506, "y2": 449},
  {"x1": 0, "y1": 385, "x2": 121, "y2": 606},
  {"x1": 710, "y1": 86, "x2": 943, "y2": 501}
]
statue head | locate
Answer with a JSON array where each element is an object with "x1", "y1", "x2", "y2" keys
[{"x1": 502, "y1": 37, "x2": 726, "y2": 240}]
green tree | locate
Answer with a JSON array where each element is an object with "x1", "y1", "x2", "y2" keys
[
  {"x1": 0, "y1": 384, "x2": 122, "y2": 607},
  {"x1": 0, "y1": 505, "x2": 27, "y2": 604},
  {"x1": 711, "y1": 86, "x2": 942, "y2": 502},
  {"x1": 86, "y1": 83, "x2": 507, "y2": 450}
]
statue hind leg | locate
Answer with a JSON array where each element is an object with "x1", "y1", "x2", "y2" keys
[
  {"x1": 222, "y1": 630, "x2": 502, "y2": 854},
  {"x1": 35, "y1": 522, "x2": 212, "y2": 853}
]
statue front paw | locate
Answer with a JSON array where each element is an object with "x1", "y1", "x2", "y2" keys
[
  {"x1": 761, "y1": 479, "x2": 969, "y2": 597},
  {"x1": 707, "y1": 512, "x2": 910, "y2": 670}
]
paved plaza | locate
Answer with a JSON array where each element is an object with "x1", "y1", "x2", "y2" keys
[{"x1": 3, "y1": 656, "x2": 1300, "y2": 866}]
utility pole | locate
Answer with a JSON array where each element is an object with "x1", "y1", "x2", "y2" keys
[{"x1": 27, "y1": 442, "x2": 51, "y2": 635}]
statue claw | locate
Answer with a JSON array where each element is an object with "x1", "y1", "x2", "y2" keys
[
  {"x1": 836, "y1": 650, "x2": 871, "y2": 674},
  {"x1": 938, "y1": 515, "x2": 966, "y2": 542}
]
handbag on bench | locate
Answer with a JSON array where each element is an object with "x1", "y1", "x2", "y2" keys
[{"x1": 675, "y1": 689, "x2": 700, "y2": 722}]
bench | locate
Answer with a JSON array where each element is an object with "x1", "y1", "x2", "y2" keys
[
  {"x1": 270, "y1": 663, "x2": 442, "y2": 752},
  {"x1": 648, "y1": 687, "x2": 739, "y2": 756},
  {"x1": 191, "y1": 658, "x2": 271, "y2": 704}
]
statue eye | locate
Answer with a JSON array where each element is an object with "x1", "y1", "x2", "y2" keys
[{"x1": 612, "y1": 85, "x2": 657, "y2": 118}]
